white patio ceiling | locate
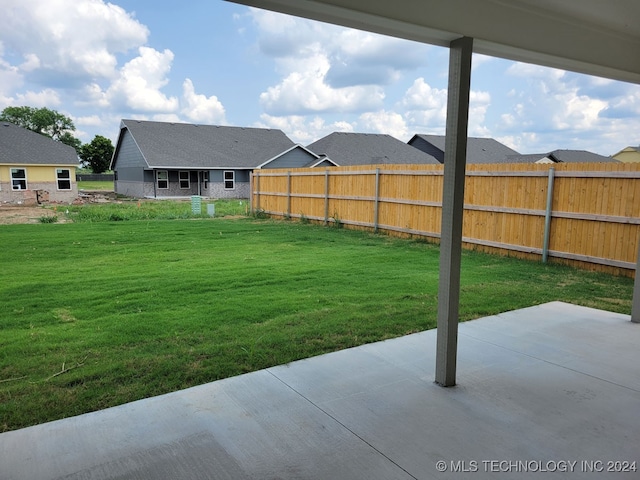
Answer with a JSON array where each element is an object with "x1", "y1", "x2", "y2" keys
[{"x1": 226, "y1": 0, "x2": 640, "y2": 84}]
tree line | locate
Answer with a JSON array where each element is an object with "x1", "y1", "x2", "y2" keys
[{"x1": 0, "y1": 106, "x2": 114, "y2": 173}]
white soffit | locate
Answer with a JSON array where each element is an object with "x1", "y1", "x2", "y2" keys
[{"x1": 226, "y1": 0, "x2": 640, "y2": 84}]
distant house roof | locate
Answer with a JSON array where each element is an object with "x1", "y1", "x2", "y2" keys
[
  {"x1": 408, "y1": 134, "x2": 520, "y2": 164},
  {"x1": 506, "y1": 149, "x2": 618, "y2": 164},
  {"x1": 307, "y1": 132, "x2": 440, "y2": 166},
  {"x1": 0, "y1": 122, "x2": 78, "y2": 166},
  {"x1": 112, "y1": 120, "x2": 296, "y2": 170},
  {"x1": 611, "y1": 146, "x2": 640, "y2": 163},
  {"x1": 611, "y1": 146, "x2": 640, "y2": 157},
  {"x1": 255, "y1": 144, "x2": 332, "y2": 169}
]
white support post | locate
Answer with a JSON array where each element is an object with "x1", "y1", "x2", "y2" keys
[{"x1": 435, "y1": 36, "x2": 473, "y2": 387}]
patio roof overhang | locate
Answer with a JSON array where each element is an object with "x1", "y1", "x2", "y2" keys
[
  {"x1": 226, "y1": 0, "x2": 640, "y2": 386},
  {"x1": 227, "y1": 0, "x2": 640, "y2": 84}
]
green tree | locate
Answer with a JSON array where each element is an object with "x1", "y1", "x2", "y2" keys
[
  {"x1": 79, "y1": 135, "x2": 114, "y2": 173},
  {"x1": 0, "y1": 106, "x2": 80, "y2": 150},
  {"x1": 58, "y1": 131, "x2": 83, "y2": 153}
]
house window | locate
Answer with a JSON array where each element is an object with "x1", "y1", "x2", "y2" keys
[
  {"x1": 156, "y1": 170, "x2": 168, "y2": 189},
  {"x1": 224, "y1": 170, "x2": 235, "y2": 190},
  {"x1": 11, "y1": 168, "x2": 27, "y2": 190},
  {"x1": 179, "y1": 171, "x2": 190, "y2": 189},
  {"x1": 56, "y1": 169, "x2": 71, "y2": 190}
]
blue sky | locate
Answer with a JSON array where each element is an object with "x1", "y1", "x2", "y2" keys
[{"x1": 1, "y1": 0, "x2": 639, "y2": 156}]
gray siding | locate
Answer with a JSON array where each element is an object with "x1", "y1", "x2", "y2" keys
[
  {"x1": 265, "y1": 148, "x2": 317, "y2": 169},
  {"x1": 117, "y1": 167, "x2": 145, "y2": 182},
  {"x1": 113, "y1": 131, "x2": 148, "y2": 194},
  {"x1": 114, "y1": 130, "x2": 148, "y2": 168}
]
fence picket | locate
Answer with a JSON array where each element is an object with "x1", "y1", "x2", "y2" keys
[{"x1": 252, "y1": 163, "x2": 640, "y2": 276}]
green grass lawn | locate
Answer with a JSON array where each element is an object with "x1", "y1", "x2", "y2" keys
[
  {"x1": 0, "y1": 216, "x2": 633, "y2": 432},
  {"x1": 55, "y1": 198, "x2": 249, "y2": 221},
  {"x1": 77, "y1": 180, "x2": 114, "y2": 191}
]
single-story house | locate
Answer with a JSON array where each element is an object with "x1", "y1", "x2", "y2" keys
[
  {"x1": 612, "y1": 146, "x2": 640, "y2": 163},
  {"x1": 505, "y1": 149, "x2": 619, "y2": 164},
  {"x1": 0, "y1": 122, "x2": 79, "y2": 204},
  {"x1": 307, "y1": 132, "x2": 440, "y2": 165},
  {"x1": 110, "y1": 120, "x2": 333, "y2": 199},
  {"x1": 408, "y1": 133, "x2": 520, "y2": 164}
]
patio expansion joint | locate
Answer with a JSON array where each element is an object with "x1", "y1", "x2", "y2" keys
[
  {"x1": 459, "y1": 331, "x2": 640, "y2": 394},
  {"x1": 265, "y1": 369, "x2": 419, "y2": 480}
]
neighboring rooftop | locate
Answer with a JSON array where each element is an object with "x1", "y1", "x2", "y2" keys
[
  {"x1": 307, "y1": 132, "x2": 440, "y2": 166},
  {"x1": 0, "y1": 122, "x2": 78, "y2": 166},
  {"x1": 408, "y1": 134, "x2": 520, "y2": 164},
  {"x1": 506, "y1": 149, "x2": 618, "y2": 164},
  {"x1": 114, "y1": 120, "x2": 296, "y2": 169}
]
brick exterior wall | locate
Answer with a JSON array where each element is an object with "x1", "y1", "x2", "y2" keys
[
  {"x1": 0, "y1": 182, "x2": 78, "y2": 204},
  {"x1": 209, "y1": 182, "x2": 250, "y2": 199}
]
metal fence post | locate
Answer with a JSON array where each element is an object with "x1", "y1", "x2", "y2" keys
[
  {"x1": 542, "y1": 167, "x2": 555, "y2": 263},
  {"x1": 255, "y1": 171, "x2": 260, "y2": 213},
  {"x1": 324, "y1": 169, "x2": 329, "y2": 225},
  {"x1": 287, "y1": 171, "x2": 291, "y2": 218},
  {"x1": 374, "y1": 168, "x2": 380, "y2": 233}
]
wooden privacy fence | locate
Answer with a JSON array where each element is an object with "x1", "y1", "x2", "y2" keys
[{"x1": 251, "y1": 163, "x2": 640, "y2": 277}]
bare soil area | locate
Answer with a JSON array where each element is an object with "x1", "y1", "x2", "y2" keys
[
  {"x1": 0, "y1": 191, "x2": 116, "y2": 225},
  {"x1": 0, "y1": 205, "x2": 62, "y2": 224}
]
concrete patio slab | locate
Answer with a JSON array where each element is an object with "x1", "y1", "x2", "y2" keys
[{"x1": 1, "y1": 301, "x2": 639, "y2": 479}]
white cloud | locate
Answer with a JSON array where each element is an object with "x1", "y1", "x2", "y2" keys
[
  {"x1": 551, "y1": 93, "x2": 607, "y2": 131},
  {"x1": 13, "y1": 88, "x2": 62, "y2": 107},
  {"x1": 468, "y1": 90, "x2": 491, "y2": 136},
  {"x1": 471, "y1": 53, "x2": 494, "y2": 70},
  {"x1": 497, "y1": 63, "x2": 640, "y2": 153},
  {"x1": 181, "y1": 79, "x2": 227, "y2": 124},
  {"x1": 359, "y1": 111, "x2": 408, "y2": 140},
  {"x1": 397, "y1": 77, "x2": 491, "y2": 137},
  {"x1": 75, "y1": 115, "x2": 102, "y2": 127},
  {"x1": 105, "y1": 47, "x2": 178, "y2": 112},
  {"x1": 151, "y1": 113, "x2": 182, "y2": 123},
  {"x1": 0, "y1": 46, "x2": 23, "y2": 102},
  {"x1": 399, "y1": 78, "x2": 448, "y2": 132},
  {"x1": 1, "y1": 0, "x2": 148, "y2": 80},
  {"x1": 259, "y1": 52, "x2": 385, "y2": 115},
  {"x1": 257, "y1": 113, "x2": 355, "y2": 144},
  {"x1": 251, "y1": 8, "x2": 429, "y2": 118},
  {"x1": 78, "y1": 83, "x2": 110, "y2": 108},
  {"x1": 507, "y1": 62, "x2": 566, "y2": 81}
]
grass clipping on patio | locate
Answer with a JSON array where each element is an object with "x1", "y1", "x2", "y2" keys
[{"x1": 0, "y1": 215, "x2": 633, "y2": 432}]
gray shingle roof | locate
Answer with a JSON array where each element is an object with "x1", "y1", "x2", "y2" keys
[
  {"x1": 502, "y1": 153, "x2": 552, "y2": 164},
  {"x1": 307, "y1": 132, "x2": 440, "y2": 166},
  {"x1": 548, "y1": 149, "x2": 617, "y2": 163},
  {"x1": 409, "y1": 134, "x2": 520, "y2": 163},
  {"x1": 0, "y1": 122, "x2": 78, "y2": 165},
  {"x1": 506, "y1": 150, "x2": 618, "y2": 163},
  {"x1": 117, "y1": 120, "x2": 295, "y2": 169}
]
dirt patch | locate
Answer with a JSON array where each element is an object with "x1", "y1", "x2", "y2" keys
[
  {"x1": 0, "y1": 205, "x2": 69, "y2": 224},
  {"x1": 0, "y1": 191, "x2": 116, "y2": 225}
]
